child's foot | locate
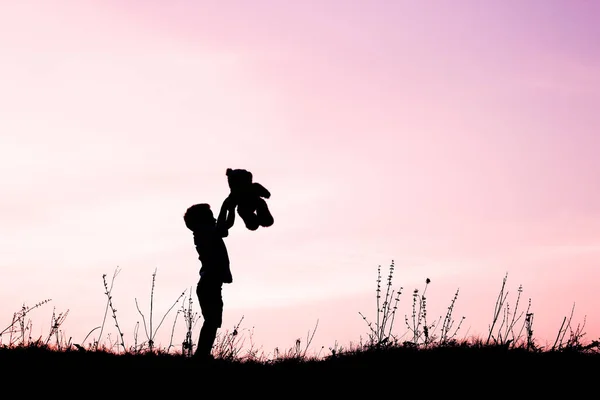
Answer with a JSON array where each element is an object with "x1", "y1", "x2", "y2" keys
[{"x1": 192, "y1": 352, "x2": 215, "y2": 364}]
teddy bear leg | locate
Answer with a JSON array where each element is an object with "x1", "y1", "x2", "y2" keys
[
  {"x1": 245, "y1": 218, "x2": 259, "y2": 231},
  {"x1": 237, "y1": 207, "x2": 259, "y2": 231},
  {"x1": 256, "y1": 199, "x2": 274, "y2": 227}
]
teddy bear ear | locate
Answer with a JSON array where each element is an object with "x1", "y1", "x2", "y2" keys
[{"x1": 226, "y1": 168, "x2": 232, "y2": 175}]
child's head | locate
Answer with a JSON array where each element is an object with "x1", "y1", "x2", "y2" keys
[{"x1": 183, "y1": 203, "x2": 216, "y2": 231}]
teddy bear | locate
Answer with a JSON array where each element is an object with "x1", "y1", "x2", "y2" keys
[{"x1": 226, "y1": 168, "x2": 274, "y2": 231}]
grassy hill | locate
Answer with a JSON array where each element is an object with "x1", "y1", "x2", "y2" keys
[
  {"x1": 1, "y1": 340, "x2": 598, "y2": 396},
  {"x1": 1, "y1": 262, "x2": 598, "y2": 395}
]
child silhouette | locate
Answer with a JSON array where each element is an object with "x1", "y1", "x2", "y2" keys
[{"x1": 183, "y1": 196, "x2": 235, "y2": 361}]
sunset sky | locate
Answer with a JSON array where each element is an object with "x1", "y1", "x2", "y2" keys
[{"x1": 1, "y1": 0, "x2": 599, "y2": 354}]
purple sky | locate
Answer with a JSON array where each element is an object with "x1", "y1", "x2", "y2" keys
[{"x1": 1, "y1": 0, "x2": 599, "y2": 354}]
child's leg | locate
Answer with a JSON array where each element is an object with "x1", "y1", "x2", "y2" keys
[
  {"x1": 256, "y1": 198, "x2": 274, "y2": 227},
  {"x1": 195, "y1": 276, "x2": 223, "y2": 359}
]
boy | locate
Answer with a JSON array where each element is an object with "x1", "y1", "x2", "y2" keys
[{"x1": 183, "y1": 196, "x2": 236, "y2": 361}]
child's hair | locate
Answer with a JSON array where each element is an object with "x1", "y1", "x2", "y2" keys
[{"x1": 183, "y1": 203, "x2": 216, "y2": 231}]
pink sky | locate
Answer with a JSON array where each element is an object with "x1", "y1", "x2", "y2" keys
[{"x1": 1, "y1": 0, "x2": 599, "y2": 355}]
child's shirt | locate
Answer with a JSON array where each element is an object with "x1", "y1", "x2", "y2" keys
[{"x1": 193, "y1": 225, "x2": 233, "y2": 283}]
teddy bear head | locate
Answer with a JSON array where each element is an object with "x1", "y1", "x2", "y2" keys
[{"x1": 226, "y1": 168, "x2": 253, "y2": 190}]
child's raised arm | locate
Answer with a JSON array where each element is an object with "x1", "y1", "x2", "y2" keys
[{"x1": 216, "y1": 196, "x2": 236, "y2": 237}]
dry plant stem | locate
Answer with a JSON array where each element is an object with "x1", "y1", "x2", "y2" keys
[
  {"x1": 99, "y1": 267, "x2": 125, "y2": 352},
  {"x1": 214, "y1": 316, "x2": 246, "y2": 360},
  {"x1": 45, "y1": 307, "x2": 69, "y2": 347},
  {"x1": 503, "y1": 285, "x2": 524, "y2": 341},
  {"x1": 98, "y1": 267, "x2": 122, "y2": 351},
  {"x1": 167, "y1": 307, "x2": 181, "y2": 353},
  {"x1": 382, "y1": 263, "x2": 402, "y2": 343},
  {"x1": 525, "y1": 312, "x2": 535, "y2": 350},
  {"x1": 376, "y1": 264, "x2": 381, "y2": 341},
  {"x1": 382, "y1": 264, "x2": 392, "y2": 337},
  {"x1": 135, "y1": 268, "x2": 186, "y2": 352},
  {"x1": 359, "y1": 260, "x2": 402, "y2": 347},
  {"x1": 79, "y1": 326, "x2": 100, "y2": 349},
  {"x1": 484, "y1": 276, "x2": 533, "y2": 348},
  {"x1": 150, "y1": 269, "x2": 155, "y2": 348},
  {"x1": 177, "y1": 288, "x2": 198, "y2": 357},
  {"x1": 552, "y1": 303, "x2": 586, "y2": 351},
  {"x1": 514, "y1": 298, "x2": 532, "y2": 344},
  {"x1": 419, "y1": 280, "x2": 430, "y2": 344},
  {"x1": 301, "y1": 319, "x2": 319, "y2": 358},
  {"x1": 487, "y1": 273, "x2": 509, "y2": 345},
  {"x1": 440, "y1": 289, "x2": 465, "y2": 344},
  {"x1": 240, "y1": 326, "x2": 263, "y2": 362},
  {"x1": 183, "y1": 290, "x2": 195, "y2": 356},
  {"x1": 0, "y1": 299, "x2": 52, "y2": 342},
  {"x1": 404, "y1": 278, "x2": 432, "y2": 346},
  {"x1": 560, "y1": 304, "x2": 576, "y2": 346},
  {"x1": 133, "y1": 321, "x2": 140, "y2": 353},
  {"x1": 167, "y1": 288, "x2": 192, "y2": 353},
  {"x1": 568, "y1": 316, "x2": 587, "y2": 348}
]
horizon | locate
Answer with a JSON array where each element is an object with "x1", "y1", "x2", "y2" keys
[{"x1": 1, "y1": 0, "x2": 599, "y2": 353}]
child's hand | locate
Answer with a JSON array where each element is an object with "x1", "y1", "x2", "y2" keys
[{"x1": 224, "y1": 195, "x2": 237, "y2": 209}]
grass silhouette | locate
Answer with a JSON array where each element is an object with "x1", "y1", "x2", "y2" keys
[{"x1": 1, "y1": 260, "x2": 598, "y2": 391}]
